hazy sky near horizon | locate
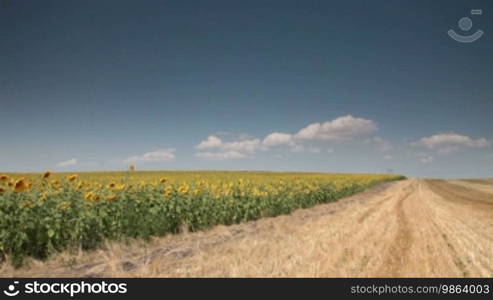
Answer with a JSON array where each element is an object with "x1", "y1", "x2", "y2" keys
[{"x1": 1, "y1": 0, "x2": 492, "y2": 178}]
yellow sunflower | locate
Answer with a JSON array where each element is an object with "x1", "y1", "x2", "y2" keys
[
  {"x1": 84, "y1": 191, "x2": 94, "y2": 201},
  {"x1": 68, "y1": 174, "x2": 79, "y2": 182},
  {"x1": 14, "y1": 178, "x2": 28, "y2": 192},
  {"x1": 58, "y1": 202, "x2": 70, "y2": 211}
]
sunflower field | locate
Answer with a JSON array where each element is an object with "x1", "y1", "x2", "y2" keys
[{"x1": 0, "y1": 171, "x2": 405, "y2": 266}]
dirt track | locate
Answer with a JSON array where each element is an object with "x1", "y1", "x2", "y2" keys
[{"x1": 3, "y1": 179, "x2": 493, "y2": 277}]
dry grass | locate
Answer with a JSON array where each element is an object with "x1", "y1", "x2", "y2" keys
[
  {"x1": 1, "y1": 179, "x2": 492, "y2": 277},
  {"x1": 448, "y1": 180, "x2": 493, "y2": 196}
]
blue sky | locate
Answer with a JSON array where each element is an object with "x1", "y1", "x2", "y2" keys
[{"x1": 1, "y1": 0, "x2": 492, "y2": 178}]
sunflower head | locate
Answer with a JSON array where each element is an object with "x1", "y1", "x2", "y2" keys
[
  {"x1": 39, "y1": 192, "x2": 48, "y2": 201},
  {"x1": 0, "y1": 187, "x2": 5, "y2": 194},
  {"x1": 128, "y1": 164, "x2": 136, "y2": 171},
  {"x1": 58, "y1": 202, "x2": 70, "y2": 211},
  {"x1": 84, "y1": 191, "x2": 94, "y2": 201},
  {"x1": 43, "y1": 171, "x2": 52, "y2": 179},
  {"x1": 178, "y1": 185, "x2": 189, "y2": 195},
  {"x1": 160, "y1": 177, "x2": 168, "y2": 184},
  {"x1": 68, "y1": 174, "x2": 79, "y2": 182},
  {"x1": 163, "y1": 185, "x2": 174, "y2": 198},
  {"x1": 14, "y1": 178, "x2": 28, "y2": 192},
  {"x1": 114, "y1": 184, "x2": 125, "y2": 191},
  {"x1": 76, "y1": 182, "x2": 84, "y2": 190},
  {"x1": 0, "y1": 175, "x2": 9, "y2": 182},
  {"x1": 107, "y1": 194, "x2": 118, "y2": 202}
]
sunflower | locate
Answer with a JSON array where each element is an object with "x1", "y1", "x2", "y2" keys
[
  {"x1": 178, "y1": 185, "x2": 189, "y2": 195},
  {"x1": 0, "y1": 187, "x2": 5, "y2": 194},
  {"x1": 68, "y1": 174, "x2": 79, "y2": 182},
  {"x1": 109, "y1": 182, "x2": 116, "y2": 188},
  {"x1": 14, "y1": 178, "x2": 28, "y2": 192},
  {"x1": 114, "y1": 184, "x2": 125, "y2": 191},
  {"x1": 129, "y1": 164, "x2": 136, "y2": 171},
  {"x1": 84, "y1": 191, "x2": 94, "y2": 201},
  {"x1": 0, "y1": 175, "x2": 9, "y2": 182},
  {"x1": 163, "y1": 185, "x2": 174, "y2": 198},
  {"x1": 58, "y1": 202, "x2": 70, "y2": 211},
  {"x1": 39, "y1": 192, "x2": 48, "y2": 201},
  {"x1": 160, "y1": 177, "x2": 168, "y2": 184},
  {"x1": 76, "y1": 182, "x2": 84, "y2": 190},
  {"x1": 107, "y1": 194, "x2": 118, "y2": 202},
  {"x1": 43, "y1": 171, "x2": 52, "y2": 179}
]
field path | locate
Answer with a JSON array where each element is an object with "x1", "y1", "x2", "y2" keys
[{"x1": 4, "y1": 179, "x2": 493, "y2": 277}]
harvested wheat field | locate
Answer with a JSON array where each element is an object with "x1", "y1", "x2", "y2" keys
[{"x1": 1, "y1": 178, "x2": 492, "y2": 277}]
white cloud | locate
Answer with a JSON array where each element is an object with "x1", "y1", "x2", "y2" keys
[
  {"x1": 308, "y1": 147, "x2": 321, "y2": 153},
  {"x1": 223, "y1": 139, "x2": 261, "y2": 153},
  {"x1": 196, "y1": 135, "x2": 260, "y2": 153},
  {"x1": 262, "y1": 132, "x2": 314, "y2": 153},
  {"x1": 372, "y1": 137, "x2": 393, "y2": 152},
  {"x1": 196, "y1": 115, "x2": 379, "y2": 159},
  {"x1": 295, "y1": 115, "x2": 378, "y2": 141},
  {"x1": 262, "y1": 132, "x2": 294, "y2": 147},
  {"x1": 414, "y1": 133, "x2": 491, "y2": 153},
  {"x1": 195, "y1": 135, "x2": 261, "y2": 159},
  {"x1": 290, "y1": 144, "x2": 305, "y2": 153},
  {"x1": 196, "y1": 151, "x2": 247, "y2": 160},
  {"x1": 289, "y1": 145, "x2": 321, "y2": 153},
  {"x1": 55, "y1": 158, "x2": 77, "y2": 168},
  {"x1": 124, "y1": 149, "x2": 175, "y2": 164},
  {"x1": 420, "y1": 156, "x2": 434, "y2": 164},
  {"x1": 261, "y1": 116, "x2": 378, "y2": 152},
  {"x1": 196, "y1": 135, "x2": 223, "y2": 149}
]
